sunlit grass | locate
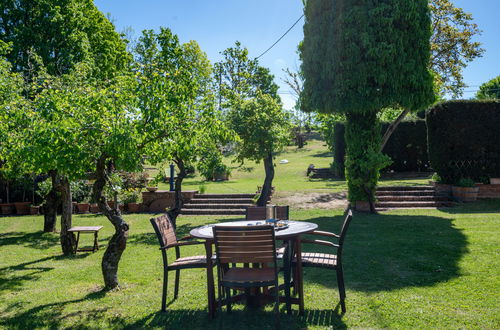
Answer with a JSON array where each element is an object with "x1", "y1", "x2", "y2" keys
[{"x1": 1, "y1": 200, "x2": 499, "y2": 328}]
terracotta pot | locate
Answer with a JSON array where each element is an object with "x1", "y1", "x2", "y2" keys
[
  {"x1": 14, "y1": 202, "x2": 31, "y2": 215},
  {"x1": 107, "y1": 201, "x2": 115, "y2": 209},
  {"x1": 90, "y1": 204, "x2": 100, "y2": 213},
  {"x1": 433, "y1": 182, "x2": 452, "y2": 196},
  {"x1": 490, "y1": 178, "x2": 500, "y2": 185},
  {"x1": 127, "y1": 203, "x2": 141, "y2": 213},
  {"x1": 146, "y1": 187, "x2": 158, "y2": 192},
  {"x1": 29, "y1": 206, "x2": 40, "y2": 215},
  {"x1": 452, "y1": 186, "x2": 479, "y2": 202},
  {"x1": 355, "y1": 200, "x2": 371, "y2": 212},
  {"x1": 0, "y1": 204, "x2": 15, "y2": 215},
  {"x1": 76, "y1": 203, "x2": 90, "y2": 214}
]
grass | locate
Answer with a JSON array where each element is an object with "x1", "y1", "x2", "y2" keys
[
  {"x1": 155, "y1": 136, "x2": 432, "y2": 195},
  {"x1": 1, "y1": 200, "x2": 500, "y2": 329}
]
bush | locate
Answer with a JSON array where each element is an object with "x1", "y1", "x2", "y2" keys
[
  {"x1": 427, "y1": 100, "x2": 500, "y2": 183},
  {"x1": 332, "y1": 120, "x2": 429, "y2": 175},
  {"x1": 71, "y1": 180, "x2": 91, "y2": 203}
]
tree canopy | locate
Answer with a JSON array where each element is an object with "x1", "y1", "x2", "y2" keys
[{"x1": 476, "y1": 76, "x2": 500, "y2": 100}]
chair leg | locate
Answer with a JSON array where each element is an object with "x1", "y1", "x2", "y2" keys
[
  {"x1": 161, "y1": 269, "x2": 168, "y2": 312},
  {"x1": 174, "y1": 269, "x2": 180, "y2": 299},
  {"x1": 336, "y1": 267, "x2": 346, "y2": 313},
  {"x1": 274, "y1": 282, "x2": 280, "y2": 328},
  {"x1": 225, "y1": 287, "x2": 232, "y2": 313}
]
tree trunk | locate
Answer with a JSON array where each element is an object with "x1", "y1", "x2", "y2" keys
[
  {"x1": 167, "y1": 158, "x2": 187, "y2": 228},
  {"x1": 257, "y1": 152, "x2": 274, "y2": 206},
  {"x1": 54, "y1": 176, "x2": 75, "y2": 255},
  {"x1": 379, "y1": 108, "x2": 411, "y2": 152},
  {"x1": 43, "y1": 172, "x2": 59, "y2": 233},
  {"x1": 93, "y1": 156, "x2": 129, "y2": 290}
]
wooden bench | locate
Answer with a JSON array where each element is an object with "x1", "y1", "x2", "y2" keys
[{"x1": 68, "y1": 226, "x2": 103, "y2": 253}]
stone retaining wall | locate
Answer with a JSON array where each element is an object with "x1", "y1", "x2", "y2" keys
[
  {"x1": 476, "y1": 184, "x2": 500, "y2": 199},
  {"x1": 142, "y1": 190, "x2": 198, "y2": 213}
]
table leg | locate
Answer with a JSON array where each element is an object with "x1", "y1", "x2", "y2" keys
[
  {"x1": 205, "y1": 240, "x2": 216, "y2": 319},
  {"x1": 93, "y1": 231, "x2": 99, "y2": 252},
  {"x1": 283, "y1": 239, "x2": 294, "y2": 314},
  {"x1": 74, "y1": 232, "x2": 80, "y2": 253},
  {"x1": 295, "y1": 235, "x2": 305, "y2": 315}
]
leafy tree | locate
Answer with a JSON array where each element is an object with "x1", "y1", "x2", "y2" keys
[
  {"x1": 0, "y1": 0, "x2": 131, "y2": 81},
  {"x1": 228, "y1": 91, "x2": 290, "y2": 206},
  {"x1": 476, "y1": 76, "x2": 500, "y2": 100},
  {"x1": 135, "y1": 29, "x2": 232, "y2": 225},
  {"x1": 301, "y1": 0, "x2": 434, "y2": 212},
  {"x1": 430, "y1": 0, "x2": 484, "y2": 98},
  {"x1": 216, "y1": 43, "x2": 290, "y2": 204}
]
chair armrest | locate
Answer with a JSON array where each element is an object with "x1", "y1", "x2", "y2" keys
[
  {"x1": 178, "y1": 235, "x2": 194, "y2": 241},
  {"x1": 309, "y1": 230, "x2": 339, "y2": 238},
  {"x1": 301, "y1": 239, "x2": 339, "y2": 248},
  {"x1": 160, "y1": 240, "x2": 205, "y2": 250}
]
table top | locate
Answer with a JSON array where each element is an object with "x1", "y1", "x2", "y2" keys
[
  {"x1": 68, "y1": 226, "x2": 103, "y2": 232},
  {"x1": 190, "y1": 220, "x2": 318, "y2": 240}
]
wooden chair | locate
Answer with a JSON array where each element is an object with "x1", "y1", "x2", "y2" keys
[
  {"x1": 150, "y1": 214, "x2": 215, "y2": 312},
  {"x1": 292, "y1": 208, "x2": 353, "y2": 313},
  {"x1": 245, "y1": 205, "x2": 290, "y2": 221},
  {"x1": 213, "y1": 225, "x2": 281, "y2": 325}
]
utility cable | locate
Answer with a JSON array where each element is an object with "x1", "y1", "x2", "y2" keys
[{"x1": 256, "y1": 14, "x2": 304, "y2": 60}]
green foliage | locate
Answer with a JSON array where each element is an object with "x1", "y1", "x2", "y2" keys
[
  {"x1": 301, "y1": 0, "x2": 435, "y2": 114},
  {"x1": 456, "y1": 177, "x2": 475, "y2": 187},
  {"x1": 430, "y1": 0, "x2": 484, "y2": 98},
  {"x1": 344, "y1": 113, "x2": 392, "y2": 202},
  {"x1": 0, "y1": 0, "x2": 131, "y2": 81},
  {"x1": 476, "y1": 76, "x2": 500, "y2": 100},
  {"x1": 197, "y1": 149, "x2": 228, "y2": 181},
  {"x1": 427, "y1": 100, "x2": 500, "y2": 184},
  {"x1": 119, "y1": 189, "x2": 141, "y2": 204},
  {"x1": 70, "y1": 180, "x2": 91, "y2": 203},
  {"x1": 228, "y1": 91, "x2": 291, "y2": 164},
  {"x1": 431, "y1": 172, "x2": 443, "y2": 183}
]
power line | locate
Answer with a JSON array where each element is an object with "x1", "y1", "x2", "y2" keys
[{"x1": 256, "y1": 14, "x2": 304, "y2": 60}]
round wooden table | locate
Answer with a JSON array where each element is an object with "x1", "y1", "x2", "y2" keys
[{"x1": 190, "y1": 220, "x2": 318, "y2": 316}]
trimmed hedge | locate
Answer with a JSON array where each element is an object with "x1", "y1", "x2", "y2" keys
[
  {"x1": 332, "y1": 120, "x2": 429, "y2": 174},
  {"x1": 427, "y1": 100, "x2": 500, "y2": 184}
]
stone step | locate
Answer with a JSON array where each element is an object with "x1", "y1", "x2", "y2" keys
[
  {"x1": 376, "y1": 190, "x2": 436, "y2": 196},
  {"x1": 194, "y1": 194, "x2": 255, "y2": 199},
  {"x1": 377, "y1": 186, "x2": 434, "y2": 191},
  {"x1": 377, "y1": 196, "x2": 451, "y2": 202},
  {"x1": 182, "y1": 203, "x2": 252, "y2": 209},
  {"x1": 375, "y1": 201, "x2": 454, "y2": 208},
  {"x1": 180, "y1": 208, "x2": 246, "y2": 215},
  {"x1": 188, "y1": 198, "x2": 254, "y2": 204}
]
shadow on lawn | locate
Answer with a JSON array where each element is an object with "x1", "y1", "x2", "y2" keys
[
  {"x1": 302, "y1": 212, "x2": 468, "y2": 292},
  {"x1": 0, "y1": 254, "x2": 87, "y2": 294},
  {"x1": 0, "y1": 231, "x2": 59, "y2": 250}
]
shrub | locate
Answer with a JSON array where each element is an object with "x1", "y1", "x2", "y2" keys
[
  {"x1": 71, "y1": 180, "x2": 91, "y2": 203},
  {"x1": 456, "y1": 178, "x2": 475, "y2": 187},
  {"x1": 427, "y1": 100, "x2": 500, "y2": 183},
  {"x1": 332, "y1": 120, "x2": 429, "y2": 175}
]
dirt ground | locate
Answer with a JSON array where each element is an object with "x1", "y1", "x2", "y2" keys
[{"x1": 272, "y1": 191, "x2": 348, "y2": 210}]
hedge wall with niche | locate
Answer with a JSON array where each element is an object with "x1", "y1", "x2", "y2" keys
[
  {"x1": 332, "y1": 120, "x2": 429, "y2": 175},
  {"x1": 427, "y1": 100, "x2": 500, "y2": 184}
]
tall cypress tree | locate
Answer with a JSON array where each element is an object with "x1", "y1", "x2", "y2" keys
[{"x1": 301, "y1": 0, "x2": 434, "y2": 211}]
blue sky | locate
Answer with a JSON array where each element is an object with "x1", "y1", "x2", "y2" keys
[{"x1": 94, "y1": 0, "x2": 500, "y2": 108}]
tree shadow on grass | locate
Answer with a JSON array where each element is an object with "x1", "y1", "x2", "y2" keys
[
  {"x1": 0, "y1": 254, "x2": 88, "y2": 294},
  {"x1": 301, "y1": 212, "x2": 468, "y2": 293},
  {"x1": 0, "y1": 290, "x2": 107, "y2": 329},
  {"x1": 0, "y1": 231, "x2": 59, "y2": 250},
  {"x1": 438, "y1": 199, "x2": 500, "y2": 214}
]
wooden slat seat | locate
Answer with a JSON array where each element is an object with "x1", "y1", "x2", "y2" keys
[
  {"x1": 295, "y1": 252, "x2": 337, "y2": 268},
  {"x1": 245, "y1": 206, "x2": 289, "y2": 220},
  {"x1": 168, "y1": 255, "x2": 209, "y2": 269}
]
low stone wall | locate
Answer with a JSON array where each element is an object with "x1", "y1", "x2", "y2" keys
[
  {"x1": 142, "y1": 190, "x2": 198, "y2": 213},
  {"x1": 476, "y1": 184, "x2": 500, "y2": 199}
]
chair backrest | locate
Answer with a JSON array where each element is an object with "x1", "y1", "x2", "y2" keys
[
  {"x1": 150, "y1": 214, "x2": 178, "y2": 249},
  {"x1": 337, "y1": 208, "x2": 353, "y2": 262},
  {"x1": 212, "y1": 225, "x2": 277, "y2": 265},
  {"x1": 245, "y1": 206, "x2": 289, "y2": 221}
]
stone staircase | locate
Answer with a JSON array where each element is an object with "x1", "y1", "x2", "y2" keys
[
  {"x1": 180, "y1": 193, "x2": 255, "y2": 215},
  {"x1": 375, "y1": 185, "x2": 454, "y2": 210}
]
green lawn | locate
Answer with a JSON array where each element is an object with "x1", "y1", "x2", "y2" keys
[
  {"x1": 155, "y1": 136, "x2": 432, "y2": 195},
  {"x1": 1, "y1": 201, "x2": 499, "y2": 329}
]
